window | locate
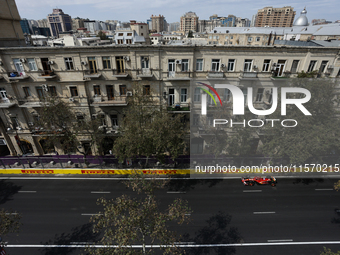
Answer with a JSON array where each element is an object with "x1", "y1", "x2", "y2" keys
[
  {"x1": 248, "y1": 37, "x2": 253, "y2": 42},
  {"x1": 319, "y1": 61, "x2": 328, "y2": 73},
  {"x1": 196, "y1": 59, "x2": 203, "y2": 71},
  {"x1": 307, "y1": 60, "x2": 317, "y2": 72},
  {"x1": 13, "y1": 58, "x2": 24, "y2": 73},
  {"x1": 193, "y1": 114, "x2": 200, "y2": 127},
  {"x1": 127, "y1": 33, "x2": 132, "y2": 36},
  {"x1": 10, "y1": 117, "x2": 19, "y2": 129},
  {"x1": 143, "y1": 85, "x2": 150, "y2": 95},
  {"x1": 69, "y1": 86, "x2": 78, "y2": 97},
  {"x1": 291, "y1": 60, "x2": 299, "y2": 73},
  {"x1": 255, "y1": 88, "x2": 264, "y2": 102},
  {"x1": 23, "y1": 87, "x2": 31, "y2": 97},
  {"x1": 88, "y1": 57, "x2": 97, "y2": 74},
  {"x1": 181, "y1": 59, "x2": 189, "y2": 72},
  {"x1": 227, "y1": 59, "x2": 235, "y2": 72},
  {"x1": 194, "y1": 88, "x2": 201, "y2": 102},
  {"x1": 116, "y1": 57, "x2": 124, "y2": 74},
  {"x1": 27, "y1": 58, "x2": 37, "y2": 71},
  {"x1": 141, "y1": 56, "x2": 149, "y2": 69},
  {"x1": 118, "y1": 33, "x2": 123, "y2": 36},
  {"x1": 262, "y1": 59, "x2": 271, "y2": 72},
  {"x1": 230, "y1": 36, "x2": 233, "y2": 39},
  {"x1": 244, "y1": 59, "x2": 253, "y2": 72},
  {"x1": 94, "y1": 85, "x2": 101, "y2": 96},
  {"x1": 106, "y1": 85, "x2": 114, "y2": 100},
  {"x1": 256, "y1": 37, "x2": 261, "y2": 42},
  {"x1": 0, "y1": 88, "x2": 7, "y2": 99},
  {"x1": 119, "y1": 85, "x2": 127, "y2": 96},
  {"x1": 181, "y1": 88, "x2": 187, "y2": 102},
  {"x1": 126, "y1": 39, "x2": 132, "y2": 44},
  {"x1": 102, "y1": 57, "x2": 111, "y2": 69},
  {"x1": 117, "y1": 39, "x2": 123, "y2": 44},
  {"x1": 224, "y1": 89, "x2": 231, "y2": 102},
  {"x1": 36, "y1": 86, "x2": 44, "y2": 99},
  {"x1": 64, "y1": 57, "x2": 74, "y2": 70},
  {"x1": 49, "y1": 86, "x2": 57, "y2": 96},
  {"x1": 110, "y1": 115, "x2": 118, "y2": 127},
  {"x1": 211, "y1": 59, "x2": 220, "y2": 71}
]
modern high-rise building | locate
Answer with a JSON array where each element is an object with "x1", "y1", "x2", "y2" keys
[
  {"x1": 180, "y1": 11, "x2": 199, "y2": 33},
  {"x1": 151, "y1": 15, "x2": 166, "y2": 33},
  {"x1": 255, "y1": 6, "x2": 296, "y2": 27},
  {"x1": 47, "y1": 9, "x2": 72, "y2": 37}
]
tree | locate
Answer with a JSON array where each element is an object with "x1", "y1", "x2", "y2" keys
[
  {"x1": 187, "y1": 30, "x2": 194, "y2": 38},
  {"x1": 113, "y1": 85, "x2": 187, "y2": 166},
  {"x1": 0, "y1": 209, "x2": 21, "y2": 245},
  {"x1": 320, "y1": 247, "x2": 340, "y2": 255},
  {"x1": 34, "y1": 96, "x2": 106, "y2": 159},
  {"x1": 87, "y1": 173, "x2": 191, "y2": 254},
  {"x1": 261, "y1": 78, "x2": 340, "y2": 164},
  {"x1": 97, "y1": 31, "x2": 108, "y2": 40}
]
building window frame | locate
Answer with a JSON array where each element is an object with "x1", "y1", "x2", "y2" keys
[
  {"x1": 211, "y1": 59, "x2": 220, "y2": 72},
  {"x1": 227, "y1": 59, "x2": 235, "y2": 72},
  {"x1": 27, "y1": 58, "x2": 38, "y2": 71},
  {"x1": 69, "y1": 86, "x2": 78, "y2": 97},
  {"x1": 102, "y1": 57, "x2": 111, "y2": 69},
  {"x1": 196, "y1": 59, "x2": 203, "y2": 71},
  {"x1": 64, "y1": 57, "x2": 74, "y2": 70}
]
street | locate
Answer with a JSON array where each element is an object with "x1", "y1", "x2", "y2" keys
[{"x1": 1, "y1": 176, "x2": 340, "y2": 255}]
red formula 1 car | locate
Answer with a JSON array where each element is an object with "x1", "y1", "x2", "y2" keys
[{"x1": 242, "y1": 176, "x2": 277, "y2": 186}]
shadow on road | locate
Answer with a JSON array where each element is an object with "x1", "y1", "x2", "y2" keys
[
  {"x1": 293, "y1": 178, "x2": 324, "y2": 185},
  {"x1": 166, "y1": 179, "x2": 222, "y2": 192},
  {"x1": 181, "y1": 211, "x2": 242, "y2": 255},
  {"x1": 40, "y1": 223, "x2": 100, "y2": 255},
  {"x1": 0, "y1": 180, "x2": 21, "y2": 204}
]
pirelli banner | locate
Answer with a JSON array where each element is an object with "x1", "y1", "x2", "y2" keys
[{"x1": 0, "y1": 169, "x2": 190, "y2": 175}]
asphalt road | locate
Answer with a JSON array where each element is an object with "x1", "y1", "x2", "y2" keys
[{"x1": 1, "y1": 176, "x2": 340, "y2": 255}]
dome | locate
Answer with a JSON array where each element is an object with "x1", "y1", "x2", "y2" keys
[{"x1": 293, "y1": 8, "x2": 309, "y2": 26}]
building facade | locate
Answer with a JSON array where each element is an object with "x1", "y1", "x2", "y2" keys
[
  {"x1": 151, "y1": 15, "x2": 166, "y2": 33},
  {"x1": 180, "y1": 12, "x2": 199, "y2": 33},
  {"x1": 0, "y1": 45, "x2": 339, "y2": 156},
  {"x1": 47, "y1": 9, "x2": 72, "y2": 37},
  {"x1": 255, "y1": 6, "x2": 296, "y2": 27}
]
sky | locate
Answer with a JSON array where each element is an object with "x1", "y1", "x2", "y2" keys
[{"x1": 15, "y1": 0, "x2": 339, "y2": 24}]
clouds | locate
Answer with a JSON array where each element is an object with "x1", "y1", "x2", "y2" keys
[{"x1": 15, "y1": 0, "x2": 340, "y2": 23}]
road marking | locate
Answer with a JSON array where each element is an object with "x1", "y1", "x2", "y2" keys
[
  {"x1": 91, "y1": 191, "x2": 111, "y2": 194},
  {"x1": 268, "y1": 239, "x2": 293, "y2": 242},
  {"x1": 185, "y1": 213, "x2": 191, "y2": 216},
  {"x1": 5, "y1": 213, "x2": 18, "y2": 215},
  {"x1": 81, "y1": 213, "x2": 103, "y2": 216},
  {"x1": 6, "y1": 241, "x2": 340, "y2": 248},
  {"x1": 253, "y1": 212, "x2": 276, "y2": 214},
  {"x1": 167, "y1": 191, "x2": 186, "y2": 194},
  {"x1": 243, "y1": 190, "x2": 262, "y2": 193},
  {"x1": 315, "y1": 189, "x2": 333, "y2": 191},
  {"x1": 18, "y1": 191, "x2": 36, "y2": 193}
]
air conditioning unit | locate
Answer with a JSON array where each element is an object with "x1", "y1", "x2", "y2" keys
[
  {"x1": 175, "y1": 59, "x2": 182, "y2": 64},
  {"x1": 81, "y1": 61, "x2": 87, "y2": 65},
  {"x1": 20, "y1": 58, "x2": 26, "y2": 63},
  {"x1": 127, "y1": 91, "x2": 133, "y2": 96},
  {"x1": 221, "y1": 63, "x2": 226, "y2": 68},
  {"x1": 42, "y1": 84, "x2": 49, "y2": 91},
  {"x1": 69, "y1": 98, "x2": 75, "y2": 102},
  {"x1": 253, "y1": 65, "x2": 258, "y2": 69},
  {"x1": 48, "y1": 60, "x2": 54, "y2": 65},
  {"x1": 28, "y1": 122, "x2": 34, "y2": 126},
  {"x1": 124, "y1": 56, "x2": 130, "y2": 61},
  {"x1": 272, "y1": 63, "x2": 277, "y2": 67}
]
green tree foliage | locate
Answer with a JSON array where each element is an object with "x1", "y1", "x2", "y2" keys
[
  {"x1": 97, "y1": 30, "x2": 108, "y2": 40},
  {"x1": 34, "y1": 96, "x2": 106, "y2": 157},
  {"x1": 187, "y1": 30, "x2": 194, "y2": 38},
  {"x1": 0, "y1": 209, "x2": 21, "y2": 245},
  {"x1": 261, "y1": 78, "x2": 340, "y2": 164},
  {"x1": 87, "y1": 173, "x2": 191, "y2": 254},
  {"x1": 321, "y1": 247, "x2": 340, "y2": 255},
  {"x1": 113, "y1": 86, "x2": 187, "y2": 165}
]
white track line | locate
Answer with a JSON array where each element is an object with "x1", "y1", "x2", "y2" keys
[
  {"x1": 253, "y1": 211, "x2": 276, "y2": 214},
  {"x1": 243, "y1": 190, "x2": 262, "y2": 192},
  {"x1": 91, "y1": 191, "x2": 111, "y2": 194},
  {"x1": 167, "y1": 191, "x2": 186, "y2": 194},
  {"x1": 5, "y1": 241, "x2": 340, "y2": 248},
  {"x1": 268, "y1": 239, "x2": 293, "y2": 242},
  {"x1": 18, "y1": 191, "x2": 36, "y2": 193},
  {"x1": 81, "y1": 213, "x2": 102, "y2": 216},
  {"x1": 315, "y1": 189, "x2": 333, "y2": 191}
]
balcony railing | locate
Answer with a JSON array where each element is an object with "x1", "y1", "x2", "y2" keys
[
  {"x1": 112, "y1": 69, "x2": 130, "y2": 78},
  {"x1": 90, "y1": 96, "x2": 128, "y2": 106},
  {"x1": 136, "y1": 69, "x2": 153, "y2": 78},
  {"x1": 8, "y1": 72, "x2": 29, "y2": 80},
  {"x1": 37, "y1": 70, "x2": 57, "y2": 79},
  {"x1": 167, "y1": 103, "x2": 190, "y2": 112},
  {"x1": 164, "y1": 72, "x2": 192, "y2": 80},
  {"x1": 83, "y1": 70, "x2": 101, "y2": 79},
  {"x1": 239, "y1": 72, "x2": 258, "y2": 79},
  {"x1": 207, "y1": 71, "x2": 224, "y2": 78},
  {"x1": 0, "y1": 98, "x2": 16, "y2": 108}
]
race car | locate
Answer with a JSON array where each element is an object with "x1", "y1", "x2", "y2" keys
[{"x1": 242, "y1": 176, "x2": 277, "y2": 186}]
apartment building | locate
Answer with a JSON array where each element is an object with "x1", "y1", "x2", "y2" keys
[
  {"x1": 0, "y1": 45, "x2": 339, "y2": 156},
  {"x1": 255, "y1": 6, "x2": 296, "y2": 27},
  {"x1": 180, "y1": 12, "x2": 199, "y2": 33},
  {"x1": 47, "y1": 9, "x2": 72, "y2": 37}
]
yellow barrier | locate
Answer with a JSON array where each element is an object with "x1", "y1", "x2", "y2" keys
[{"x1": 0, "y1": 168, "x2": 190, "y2": 175}]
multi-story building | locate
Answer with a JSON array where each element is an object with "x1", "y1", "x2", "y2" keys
[
  {"x1": 47, "y1": 9, "x2": 72, "y2": 37},
  {"x1": 72, "y1": 18, "x2": 85, "y2": 31},
  {"x1": 114, "y1": 21, "x2": 150, "y2": 45},
  {"x1": 235, "y1": 17, "x2": 251, "y2": 27},
  {"x1": 151, "y1": 15, "x2": 167, "y2": 33},
  {"x1": 20, "y1": 19, "x2": 32, "y2": 35},
  {"x1": 0, "y1": 0, "x2": 26, "y2": 47},
  {"x1": 180, "y1": 12, "x2": 199, "y2": 33},
  {"x1": 0, "y1": 44, "x2": 339, "y2": 156},
  {"x1": 255, "y1": 6, "x2": 296, "y2": 27}
]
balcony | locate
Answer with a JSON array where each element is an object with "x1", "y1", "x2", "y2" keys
[
  {"x1": 207, "y1": 71, "x2": 224, "y2": 79},
  {"x1": 239, "y1": 72, "x2": 258, "y2": 80},
  {"x1": 8, "y1": 72, "x2": 29, "y2": 80},
  {"x1": 17, "y1": 97, "x2": 47, "y2": 108},
  {"x1": 37, "y1": 70, "x2": 57, "y2": 79},
  {"x1": 167, "y1": 103, "x2": 190, "y2": 113},
  {"x1": 137, "y1": 69, "x2": 154, "y2": 78},
  {"x1": 0, "y1": 98, "x2": 16, "y2": 108},
  {"x1": 83, "y1": 70, "x2": 101, "y2": 79},
  {"x1": 164, "y1": 72, "x2": 192, "y2": 81},
  {"x1": 112, "y1": 69, "x2": 130, "y2": 78},
  {"x1": 90, "y1": 96, "x2": 128, "y2": 106}
]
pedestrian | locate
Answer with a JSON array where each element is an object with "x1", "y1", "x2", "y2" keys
[{"x1": 109, "y1": 150, "x2": 112, "y2": 155}]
